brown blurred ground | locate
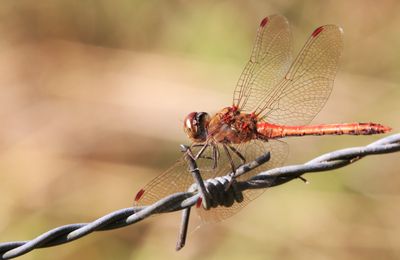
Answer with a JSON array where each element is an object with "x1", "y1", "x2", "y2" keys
[{"x1": 0, "y1": 1, "x2": 399, "y2": 260}]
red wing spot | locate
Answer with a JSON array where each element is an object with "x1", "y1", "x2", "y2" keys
[
  {"x1": 196, "y1": 197, "x2": 203, "y2": 208},
  {"x1": 260, "y1": 17, "x2": 269, "y2": 27},
  {"x1": 312, "y1": 26, "x2": 324, "y2": 37},
  {"x1": 134, "y1": 189, "x2": 145, "y2": 202}
]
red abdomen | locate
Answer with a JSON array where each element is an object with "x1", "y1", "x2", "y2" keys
[{"x1": 257, "y1": 122, "x2": 391, "y2": 139}]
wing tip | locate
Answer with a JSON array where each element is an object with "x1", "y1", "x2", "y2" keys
[
  {"x1": 134, "y1": 188, "x2": 145, "y2": 202},
  {"x1": 311, "y1": 26, "x2": 324, "y2": 37},
  {"x1": 311, "y1": 24, "x2": 344, "y2": 38},
  {"x1": 260, "y1": 17, "x2": 269, "y2": 27}
]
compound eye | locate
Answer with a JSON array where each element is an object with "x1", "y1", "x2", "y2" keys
[
  {"x1": 183, "y1": 112, "x2": 209, "y2": 142},
  {"x1": 183, "y1": 112, "x2": 199, "y2": 138},
  {"x1": 184, "y1": 117, "x2": 193, "y2": 130},
  {"x1": 197, "y1": 112, "x2": 210, "y2": 128},
  {"x1": 185, "y1": 117, "x2": 197, "y2": 131}
]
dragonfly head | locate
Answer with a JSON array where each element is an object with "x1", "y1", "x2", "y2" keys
[{"x1": 183, "y1": 112, "x2": 210, "y2": 142}]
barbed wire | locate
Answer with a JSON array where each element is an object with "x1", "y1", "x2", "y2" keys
[{"x1": 1, "y1": 133, "x2": 399, "y2": 259}]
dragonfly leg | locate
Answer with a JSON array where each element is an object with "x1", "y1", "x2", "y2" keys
[
  {"x1": 222, "y1": 144, "x2": 238, "y2": 192},
  {"x1": 222, "y1": 144, "x2": 237, "y2": 174},
  {"x1": 224, "y1": 144, "x2": 249, "y2": 191},
  {"x1": 190, "y1": 143, "x2": 221, "y2": 167},
  {"x1": 192, "y1": 143, "x2": 210, "y2": 160},
  {"x1": 183, "y1": 143, "x2": 213, "y2": 161},
  {"x1": 211, "y1": 143, "x2": 220, "y2": 169},
  {"x1": 228, "y1": 145, "x2": 246, "y2": 165}
]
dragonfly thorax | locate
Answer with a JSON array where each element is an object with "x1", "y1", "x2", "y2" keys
[
  {"x1": 206, "y1": 106, "x2": 258, "y2": 144},
  {"x1": 184, "y1": 107, "x2": 258, "y2": 144}
]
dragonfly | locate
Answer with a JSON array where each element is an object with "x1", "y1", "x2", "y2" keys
[{"x1": 134, "y1": 14, "x2": 391, "y2": 222}]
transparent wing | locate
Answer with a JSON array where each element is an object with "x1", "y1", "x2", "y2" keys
[
  {"x1": 233, "y1": 14, "x2": 293, "y2": 112},
  {"x1": 134, "y1": 140, "x2": 288, "y2": 223},
  {"x1": 254, "y1": 25, "x2": 344, "y2": 125},
  {"x1": 133, "y1": 144, "x2": 225, "y2": 207},
  {"x1": 133, "y1": 157, "x2": 191, "y2": 207},
  {"x1": 196, "y1": 139, "x2": 288, "y2": 223}
]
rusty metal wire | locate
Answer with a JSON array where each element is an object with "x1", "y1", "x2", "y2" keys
[{"x1": 1, "y1": 133, "x2": 399, "y2": 259}]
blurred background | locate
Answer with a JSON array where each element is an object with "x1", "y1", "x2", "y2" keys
[{"x1": 0, "y1": 0, "x2": 399, "y2": 259}]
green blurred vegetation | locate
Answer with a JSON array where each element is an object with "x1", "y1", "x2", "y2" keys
[{"x1": 0, "y1": 1, "x2": 399, "y2": 259}]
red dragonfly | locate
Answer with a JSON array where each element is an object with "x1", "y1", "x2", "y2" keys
[{"x1": 134, "y1": 14, "x2": 391, "y2": 222}]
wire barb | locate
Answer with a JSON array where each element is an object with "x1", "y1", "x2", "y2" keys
[{"x1": 1, "y1": 133, "x2": 399, "y2": 259}]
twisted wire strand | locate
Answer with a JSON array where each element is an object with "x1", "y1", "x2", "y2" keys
[{"x1": 1, "y1": 133, "x2": 399, "y2": 259}]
